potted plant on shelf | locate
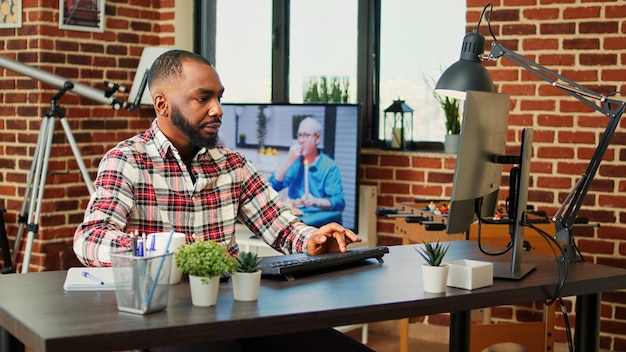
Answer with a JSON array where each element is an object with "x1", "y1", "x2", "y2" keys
[
  {"x1": 423, "y1": 71, "x2": 462, "y2": 153},
  {"x1": 415, "y1": 239, "x2": 450, "y2": 293},
  {"x1": 232, "y1": 251, "x2": 263, "y2": 301},
  {"x1": 175, "y1": 240, "x2": 236, "y2": 307},
  {"x1": 438, "y1": 95, "x2": 461, "y2": 154}
]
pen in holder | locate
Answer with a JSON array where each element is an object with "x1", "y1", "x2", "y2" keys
[{"x1": 109, "y1": 249, "x2": 173, "y2": 314}]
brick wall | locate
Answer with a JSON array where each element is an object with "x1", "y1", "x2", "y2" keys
[
  {"x1": 362, "y1": 1, "x2": 626, "y2": 349},
  {"x1": 0, "y1": 0, "x2": 625, "y2": 349},
  {"x1": 0, "y1": 1, "x2": 175, "y2": 272}
]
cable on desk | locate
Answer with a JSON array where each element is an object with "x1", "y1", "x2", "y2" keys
[
  {"x1": 473, "y1": 198, "x2": 513, "y2": 256},
  {"x1": 474, "y1": 219, "x2": 512, "y2": 256},
  {"x1": 524, "y1": 222, "x2": 569, "y2": 304}
]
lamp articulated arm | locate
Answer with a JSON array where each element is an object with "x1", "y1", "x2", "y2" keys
[
  {"x1": 487, "y1": 42, "x2": 624, "y2": 116},
  {"x1": 487, "y1": 40, "x2": 626, "y2": 246}
]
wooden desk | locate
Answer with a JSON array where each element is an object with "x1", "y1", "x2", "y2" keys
[{"x1": 0, "y1": 241, "x2": 625, "y2": 352}]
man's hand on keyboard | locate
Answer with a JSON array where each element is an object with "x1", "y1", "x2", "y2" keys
[{"x1": 306, "y1": 223, "x2": 362, "y2": 256}]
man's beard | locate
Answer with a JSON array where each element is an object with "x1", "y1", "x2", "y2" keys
[{"x1": 171, "y1": 105, "x2": 218, "y2": 149}]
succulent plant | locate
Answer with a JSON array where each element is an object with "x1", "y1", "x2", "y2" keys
[
  {"x1": 415, "y1": 239, "x2": 449, "y2": 267},
  {"x1": 235, "y1": 251, "x2": 262, "y2": 273}
]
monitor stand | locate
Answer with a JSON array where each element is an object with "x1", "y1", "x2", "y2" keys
[
  {"x1": 494, "y1": 128, "x2": 536, "y2": 280},
  {"x1": 493, "y1": 262, "x2": 536, "y2": 280}
]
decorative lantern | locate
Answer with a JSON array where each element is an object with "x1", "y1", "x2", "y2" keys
[{"x1": 384, "y1": 99, "x2": 413, "y2": 150}]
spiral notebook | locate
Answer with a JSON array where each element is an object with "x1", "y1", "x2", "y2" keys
[{"x1": 63, "y1": 267, "x2": 117, "y2": 291}]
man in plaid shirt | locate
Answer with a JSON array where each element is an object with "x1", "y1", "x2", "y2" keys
[{"x1": 73, "y1": 50, "x2": 371, "y2": 352}]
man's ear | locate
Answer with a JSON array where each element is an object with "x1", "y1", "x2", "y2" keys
[{"x1": 153, "y1": 94, "x2": 169, "y2": 117}]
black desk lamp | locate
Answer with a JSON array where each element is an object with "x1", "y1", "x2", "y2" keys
[
  {"x1": 434, "y1": 14, "x2": 495, "y2": 99},
  {"x1": 436, "y1": 3, "x2": 626, "y2": 262}
]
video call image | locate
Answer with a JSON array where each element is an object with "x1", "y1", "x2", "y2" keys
[{"x1": 219, "y1": 104, "x2": 360, "y2": 231}]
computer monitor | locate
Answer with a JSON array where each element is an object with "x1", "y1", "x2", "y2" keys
[
  {"x1": 446, "y1": 90, "x2": 535, "y2": 279},
  {"x1": 219, "y1": 103, "x2": 361, "y2": 233}
]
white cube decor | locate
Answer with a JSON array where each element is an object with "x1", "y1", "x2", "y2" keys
[{"x1": 446, "y1": 259, "x2": 493, "y2": 290}]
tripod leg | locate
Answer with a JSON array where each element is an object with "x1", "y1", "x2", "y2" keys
[
  {"x1": 12, "y1": 114, "x2": 54, "y2": 266},
  {"x1": 20, "y1": 115, "x2": 56, "y2": 273},
  {"x1": 58, "y1": 114, "x2": 94, "y2": 195},
  {"x1": 0, "y1": 209, "x2": 14, "y2": 274}
]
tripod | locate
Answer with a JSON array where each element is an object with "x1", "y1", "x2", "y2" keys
[{"x1": 13, "y1": 82, "x2": 94, "y2": 273}]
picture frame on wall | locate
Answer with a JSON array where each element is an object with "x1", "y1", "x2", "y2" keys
[
  {"x1": 0, "y1": 0, "x2": 22, "y2": 29},
  {"x1": 59, "y1": 0, "x2": 104, "y2": 33}
]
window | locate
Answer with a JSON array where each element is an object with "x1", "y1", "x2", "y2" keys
[
  {"x1": 380, "y1": 0, "x2": 465, "y2": 142},
  {"x1": 289, "y1": 0, "x2": 357, "y2": 104},
  {"x1": 197, "y1": 0, "x2": 466, "y2": 146},
  {"x1": 214, "y1": 0, "x2": 272, "y2": 102}
]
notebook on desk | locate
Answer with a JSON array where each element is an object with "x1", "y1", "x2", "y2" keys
[
  {"x1": 259, "y1": 246, "x2": 390, "y2": 281},
  {"x1": 63, "y1": 267, "x2": 117, "y2": 291}
]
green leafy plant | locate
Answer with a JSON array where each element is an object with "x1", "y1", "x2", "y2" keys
[
  {"x1": 422, "y1": 71, "x2": 461, "y2": 135},
  {"x1": 415, "y1": 239, "x2": 449, "y2": 266},
  {"x1": 175, "y1": 240, "x2": 236, "y2": 283},
  {"x1": 440, "y1": 96, "x2": 461, "y2": 135},
  {"x1": 303, "y1": 75, "x2": 349, "y2": 103},
  {"x1": 235, "y1": 251, "x2": 262, "y2": 273}
]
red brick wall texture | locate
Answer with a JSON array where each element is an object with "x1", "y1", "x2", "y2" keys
[{"x1": 0, "y1": 1, "x2": 625, "y2": 349}]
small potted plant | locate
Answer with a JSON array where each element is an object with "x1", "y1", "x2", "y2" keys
[
  {"x1": 422, "y1": 71, "x2": 462, "y2": 153},
  {"x1": 232, "y1": 251, "x2": 263, "y2": 301},
  {"x1": 175, "y1": 240, "x2": 236, "y2": 307},
  {"x1": 415, "y1": 239, "x2": 450, "y2": 293},
  {"x1": 438, "y1": 95, "x2": 461, "y2": 153}
]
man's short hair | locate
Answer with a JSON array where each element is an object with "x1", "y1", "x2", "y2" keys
[{"x1": 147, "y1": 50, "x2": 213, "y2": 93}]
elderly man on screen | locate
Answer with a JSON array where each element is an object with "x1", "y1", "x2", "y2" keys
[
  {"x1": 268, "y1": 117, "x2": 345, "y2": 219},
  {"x1": 73, "y1": 49, "x2": 371, "y2": 352}
]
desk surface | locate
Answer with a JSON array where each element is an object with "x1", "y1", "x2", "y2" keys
[{"x1": 1, "y1": 241, "x2": 626, "y2": 352}]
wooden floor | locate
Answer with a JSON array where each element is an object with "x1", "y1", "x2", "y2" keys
[
  {"x1": 344, "y1": 328, "x2": 448, "y2": 352},
  {"x1": 342, "y1": 321, "x2": 580, "y2": 352}
]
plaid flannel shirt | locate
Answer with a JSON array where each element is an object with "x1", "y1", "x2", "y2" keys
[{"x1": 74, "y1": 119, "x2": 316, "y2": 267}]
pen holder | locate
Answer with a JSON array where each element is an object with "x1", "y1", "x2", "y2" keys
[{"x1": 110, "y1": 250, "x2": 174, "y2": 315}]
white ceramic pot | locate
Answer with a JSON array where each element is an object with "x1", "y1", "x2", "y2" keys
[
  {"x1": 444, "y1": 134, "x2": 461, "y2": 154},
  {"x1": 232, "y1": 271, "x2": 262, "y2": 301},
  {"x1": 188, "y1": 275, "x2": 220, "y2": 307},
  {"x1": 422, "y1": 263, "x2": 449, "y2": 294}
]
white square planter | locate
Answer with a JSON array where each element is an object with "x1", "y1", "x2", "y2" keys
[{"x1": 446, "y1": 259, "x2": 493, "y2": 290}]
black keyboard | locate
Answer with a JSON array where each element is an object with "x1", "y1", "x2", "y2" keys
[{"x1": 259, "y1": 246, "x2": 389, "y2": 280}]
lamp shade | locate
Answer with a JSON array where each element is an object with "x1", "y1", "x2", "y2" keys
[{"x1": 435, "y1": 30, "x2": 495, "y2": 100}]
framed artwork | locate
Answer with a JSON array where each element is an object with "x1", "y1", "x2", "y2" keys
[
  {"x1": 59, "y1": 0, "x2": 104, "y2": 33},
  {"x1": 0, "y1": 0, "x2": 22, "y2": 28}
]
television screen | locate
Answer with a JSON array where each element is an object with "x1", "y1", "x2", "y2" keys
[{"x1": 219, "y1": 103, "x2": 361, "y2": 233}]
